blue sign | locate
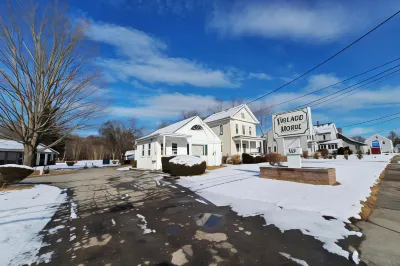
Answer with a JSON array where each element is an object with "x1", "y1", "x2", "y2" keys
[{"x1": 371, "y1": 140, "x2": 380, "y2": 148}]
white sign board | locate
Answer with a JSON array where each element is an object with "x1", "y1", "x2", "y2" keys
[{"x1": 272, "y1": 107, "x2": 312, "y2": 139}]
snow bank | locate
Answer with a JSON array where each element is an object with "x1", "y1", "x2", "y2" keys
[
  {"x1": 116, "y1": 166, "x2": 131, "y2": 171},
  {"x1": 0, "y1": 164, "x2": 34, "y2": 170},
  {"x1": 178, "y1": 158, "x2": 392, "y2": 259},
  {"x1": 170, "y1": 155, "x2": 205, "y2": 166},
  {"x1": 34, "y1": 160, "x2": 121, "y2": 171},
  {"x1": 0, "y1": 185, "x2": 66, "y2": 265}
]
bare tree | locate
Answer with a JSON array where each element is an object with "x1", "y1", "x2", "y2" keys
[
  {"x1": 99, "y1": 119, "x2": 143, "y2": 161},
  {"x1": 388, "y1": 131, "x2": 397, "y2": 141},
  {"x1": 254, "y1": 101, "x2": 274, "y2": 136},
  {"x1": 351, "y1": 136, "x2": 366, "y2": 142},
  {"x1": 180, "y1": 109, "x2": 202, "y2": 119},
  {"x1": 207, "y1": 98, "x2": 224, "y2": 114},
  {"x1": 0, "y1": 1, "x2": 103, "y2": 165},
  {"x1": 157, "y1": 120, "x2": 172, "y2": 129}
]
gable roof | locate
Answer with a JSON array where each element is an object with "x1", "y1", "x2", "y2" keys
[
  {"x1": 137, "y1": 116, "x2": 197, "y2": 141},
  {"x1": 365, "y1": 134, "x2": 392, "y2": 142},
  {"x1": 313, "y1": 123, "x2": 336, "y2": 134},
  {"x1": 0, "y1": 139, "x2": 59, "y2": 154},
  {"x1": 337, "y1": 133, "x2": 368, "y2": 146},
  {"x1": 204, "y1": 104, "x2": 259, "y2": 124}
]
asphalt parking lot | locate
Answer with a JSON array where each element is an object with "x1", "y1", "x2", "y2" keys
[{"x1": 27, "y1": 167, "x2": 361, "y2": 266}]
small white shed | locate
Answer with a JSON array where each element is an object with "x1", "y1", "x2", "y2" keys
[
  {"x1": 135, "y1": 116, "x2": 222, "y2": 170},
  {"x1": 365, "y1": 134, "x2": 394, "y2": 154}
]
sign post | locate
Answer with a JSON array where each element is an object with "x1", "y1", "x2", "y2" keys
[{"x1": 272, "y1": 107, "x2": 312, "y2": 168}]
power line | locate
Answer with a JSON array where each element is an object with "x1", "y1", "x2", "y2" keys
[
  {"x1": 245, "y1": 10, "x2": 400, "y2": 105},
  {"x1": 314, "y1": 71, "x2": 400, "y2": 110},
  {"x1": 307, "y1": 67, "x2": 400, "y2": 109},
  {"x1": 253, "y1": 63, "x2": 400, "y2": 114},
  {"x1": 255, "y1": 57, "x2": 400, "y2": 111},
  {"x1": 341, "y1": 112, "x2": 400, "y2": 128}
]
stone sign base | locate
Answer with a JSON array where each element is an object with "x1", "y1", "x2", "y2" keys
[{"x1": 260, "y1": 167, "x2": 337, "y2": 185}]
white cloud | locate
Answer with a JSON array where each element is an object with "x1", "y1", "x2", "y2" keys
[
  {"x1": 248, "y1": 72, "x2": 273, "y2": 80},
  {"x1": 86, "y1": 21, "x2": 238, "y2": 88},
  {"x1": 345, "y1": 127, "x2": 375, "y2": 136},
  {"x1": 109, "y1": 93, "x2": 220, "y2": 119},
  {"x1": 208, "y1": 2, "x2": 361, "y2": 42},
  {"x1": 306, "y1": 74, "x2": 341, "y2": 92}
]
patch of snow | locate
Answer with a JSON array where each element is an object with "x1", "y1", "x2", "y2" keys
[
  {"x1": 169, "y1": 185, "x2": 178, "y2": 188},
  {"x1": 70, "y1": 201, "x2": 78, "y2": 219},
  {"x1": 0, "y1": 164, "x2": 34, "y2": 170},
  {"x1": 170, "y1": 155, "x2": 205, "y2": 166},
  {"x1": 48, "y1": 225, "x2": 65, "y2": 235},
  {"x1": 177, "y1": 158, "x2": 392, "y2": 259},
  {"x1": 112, "y1": 219, "x2": 116, "y2": 226},
  {"x1": 0, "y1": 185, "x2": 66, "y2": 266},
  {"x1": 195, "y1": 199, "x2": 208, "y2": 205},
  {"x1": 116, "y1": 166, "x2": 131, "y2": 171},
  {"x1": 352, "y1": 251, "x2": 360, "y2": 264},
  {"x1": 69, "y1": 235, "x2": 76, "y2": 241},
  {"x1": 279, "y1": 252, "x2": 309, "y2": 266},
  {"x1": 136, "y1": 214, "x2": 156, "y2": 234},
  {"x1": 36, "y1": 251, "x2": 54, "y2": 264}
]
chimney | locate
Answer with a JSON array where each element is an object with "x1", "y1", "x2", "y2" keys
[
  {"x1": 337, "y1": 127, "x2": 343, "y2": 134},
  {"x1": 317, "y1": 121, "x2": 320, "y2": 126}
]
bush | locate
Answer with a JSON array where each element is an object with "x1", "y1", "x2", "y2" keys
[
  {"x1": 313, "y1": 152, "x2": 321, "y2": 159},
  {"x1": 66, "y1": 161, "x2": 75, "y2": 166},
  {"x1": 366, "y1": 149, "x2": 371, "y2": 155},
  {"x1": 222, "y1": 156, "x2": 228, "y2": 164},
  {"x1": 356, "y1": 150, "x2": 363, "y2": 160},
  {"x1": 0, "y1": 166, "x2": 34, "y2": 187},
  {"x1": 338, "y1": 147, "x2": 353, "y2": 155},
  {"x1": 344, "y1": 149, "x2": 349, "y2": 160},
  {"x1": 168, "y1": 156, "x2": 206, "y2": 176},
  {"x1": 302, "y1": 151, "x2": 309, "y2": 158},
  {"x1": 231, "y1": 154, "x2": 241, "y2": 165},
  {"x1": 161, "y1": 156, "x2": 176, "y2": 173},
  {"x1": 265, "y1": 153, "x2": 287, "y2": 166},
  {"x1": 130, "y1": 160, "x2": 137, "y2": 168},
  {"x1": 242, "y1": 153, "x2": 264, "y2": 164},
  {"x1": 318, "y1": 149, "x2": 329, "y2": 158},
  {"x1": 332, "y1": 151, "x2": 337, "y2": 159}
]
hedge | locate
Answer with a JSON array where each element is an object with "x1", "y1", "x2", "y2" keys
[
  {"x1": 169, "y1": 161, "x2": 207, "y2": 176},
  {"x1": 161, "y1": 156, "x2": 176, "y2": 173},
  {"x1": 66, "y1": 161, "x2": 75, "y2": 166},
  {"x1": 265, "y1": 153, "x2": 287, "y2": 166},
  {"x1": 0, "y1": 166, "x2": 34, "y2": 187},
  {"x1": 242, "y1": 153, "x2": 264, "y2": 164}
]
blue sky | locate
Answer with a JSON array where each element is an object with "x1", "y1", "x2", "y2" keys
[{"x1": 65, "y1": 0, "x2": 400, "y2": 137}]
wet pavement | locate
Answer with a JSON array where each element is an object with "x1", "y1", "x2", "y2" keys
[{"x1": 27, "y1": 167, "x2": 362, "y2": 266}]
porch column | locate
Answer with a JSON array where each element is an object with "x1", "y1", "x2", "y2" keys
[
  {"x1": 163, "y1": 136, "x2": 166, "y2": 155},
  {"x1": 188, "y1": 137, "x2": 192, "y2": 155},
  {"x1": 240, "y1": 139, "x2": 243, "y2": 154},
  {"x1": 260, "y1": 140, "x2": 264, "y2": 154}
]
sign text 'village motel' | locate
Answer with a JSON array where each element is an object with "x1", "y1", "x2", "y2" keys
[{"x1": 272, "y1": 107, "x2": 312, "y2": 139}]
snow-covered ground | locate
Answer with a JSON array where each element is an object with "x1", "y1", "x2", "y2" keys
[
  {"x1": 34, "y1": 159, "x2": 120, "y2": 171},
  {"x1": 178, "y1": 154, "x2": 394, "y2": 259},
  {"x1": 0, "y1": 185, "x2": 66, "y2": 266}
]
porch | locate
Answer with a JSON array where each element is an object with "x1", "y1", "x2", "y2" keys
[{"x1": 233, "y1": 136, "x2": 264, "y2": 154}]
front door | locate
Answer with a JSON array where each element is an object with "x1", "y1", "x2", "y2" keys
[{"x1": 243, "y1": 143, "x2": 247, "y2": 153}]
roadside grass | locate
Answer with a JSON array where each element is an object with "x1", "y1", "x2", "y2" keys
[
  {"x1": 28, "y1": 169, "x2": 81, "y2": 177},
  {"x1": 206, "y1": 165, "x2": 226, "y2": 171},
  {"x1": 0, "y1": 185, "x2": 34, "y2": 191}
]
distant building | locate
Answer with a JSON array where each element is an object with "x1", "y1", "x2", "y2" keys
[
  {"x1": 365, "y1": 134, "x2": 394, "y2": 154},
  {"x1": 264, "y1": 121, "x2": 369, "y2": 155},
  {"x1": 124, "y1": 150, "x2": 135, "y2": 160},
  {"x1": 395, "y1": 144, "x2": 400, "y2": 153},
  {"x1": 0, "y1": 139, "x2": 59, "y2": 166}
]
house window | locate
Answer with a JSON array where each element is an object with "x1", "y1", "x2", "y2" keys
[
  {"x1": 383, "y1": 141, "x2": 385, "y2": 144},
  {"x1": 241, "y1": 113, "x2": 245, "y2": 119},
  {"x1": 220, "y1": 125, "x2": 223, "y2": 135},
  {"x1": 249, "y1": 126, "x2": 252, "y2": 136},
  {"x1": 243, "y1": 143, "x2": 247, "y2": 153},
  {"x1": 161, "y1": 143, "x2": 164, "y2": 155},
  {"x1": 0, "y1": 151, "x2": 5, "y2": 165},
  {"x1": 323, "y1": 135, "x2": 326, "y2": 140},
  {"x1": 148, "y1": 143, "x2": 151, "y2": 156},
  {"x1": 242, "y1": 125, "x2": 245, "y2": 135},
  {"x1": 172, "y1": 143, "x2": 177, "y2": 155},
  {"x1": 274, "y1": 146, "x2": 277, "y2": 152},
  {"x1": 191, "y1": 125, "x2": 203, "y2": 130},
  {"x1": 312, "y1": 135, "x2": 314, "y2": 140},
  {"x1": 268, "y1": 147, "x2": 271, "y2": 153},
  {"x1": 192, "y1": 145, "x2": 207, "y2": 156},
  {"x1": 142, "y1": 145, "x2": 144, "y2": 156},
  {"x1": 187, "y1": 144, "x2": 189, "y2": 155},
  {"x1": 236, "y1": 143, "x2": 240, "y2": 152},
  {"x1": 236, "y1": 124, "x2": 239, "y2": 134},
  {"x1": 204, "y1": 145, "x2": 208, "y2": 156}
]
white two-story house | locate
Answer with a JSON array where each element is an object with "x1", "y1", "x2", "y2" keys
[{"x1": 204, "y1": 104, "x2": 264, "y2": 157}]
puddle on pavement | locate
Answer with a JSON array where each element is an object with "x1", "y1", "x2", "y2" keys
[
  {"x1": 196, "y1": 213, "x2": 223, "y2": 230},
  {"x1": 166, "y1": 224, "x2": 181, "y2": 235},
  {"x1": 109, "y1": 203, "x2": 133, "y2": 212}
]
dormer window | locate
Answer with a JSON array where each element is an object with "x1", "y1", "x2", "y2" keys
[{"x1": 191, "y1": 125, "x2": 203, "y2": 130}]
